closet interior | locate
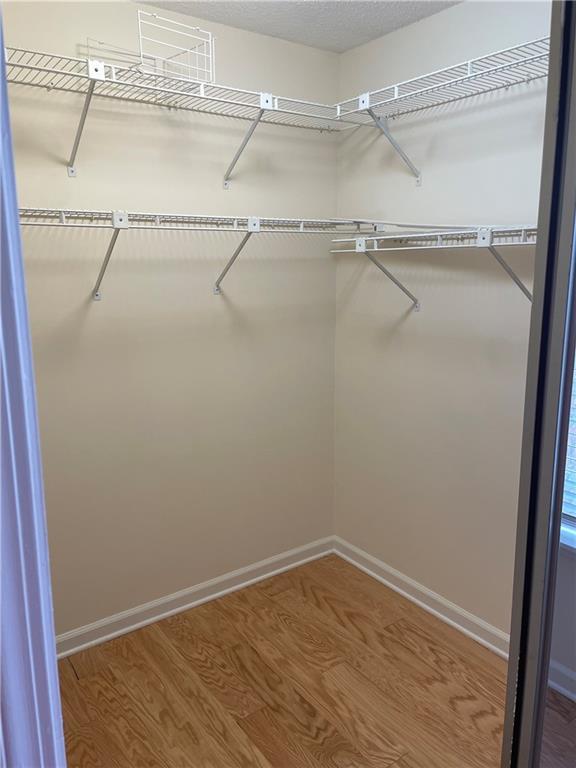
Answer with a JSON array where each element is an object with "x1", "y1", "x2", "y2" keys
[{"x1": 6, "y1": 1, "x2": 570, "y2": 766}]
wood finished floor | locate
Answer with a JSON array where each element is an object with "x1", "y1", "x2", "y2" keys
[{"x1": 58, "y1": 555, "x2": 573, "y2": 768}]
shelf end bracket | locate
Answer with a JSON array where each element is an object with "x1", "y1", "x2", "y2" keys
[
  {"x1": 67, "y1": 59, "x2": 105, "y2": 177},
  {"x1": 357, "y1": 238, "x2": 421, "y2": 311},
  {"x1": 91, "y1": 211, "x2": 129, "y2": 301},
  {"x1": 213, "y1": 220, "x2": 259, "y2": 294},
  {"x1": 366, "y1": 105, "x2": 421, "y2": 185},
  {"x1": 478, "y1": 229, "x2": 532, "y2": 302}
]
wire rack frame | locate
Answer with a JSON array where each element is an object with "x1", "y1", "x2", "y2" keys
[
  {"x1": 331, "y1": 226, "x2": 538, "y2": 252},
  {"x1": 18, "y1": 208, "x2": 391, "y2": 234},
  {"x1": 336, "y1": 37, "x2": 550, "y2": 123},
  {"x1": 138, "y1": 10, "x2": 216, "y2": 84},
  {"x1": 5, "y1": 47, "x2": 350, "y2": 132},
  {"x1": 6, "y1": 36, "x2": 550, "y2": 132}
]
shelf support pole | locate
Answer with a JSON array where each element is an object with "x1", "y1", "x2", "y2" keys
[
  {"x1": 91, "y1": 211, "x2": 129, "y2": 301},
  {"x1": 213, "y1": 231, "x2": 254, "y2": 294},
  {"x1": 67, "y1": 59, "x2": 106, "y2": 177},
  {"x1": 487, "y1": 245, "x2": 533, "y2": 302},
  {"x1": 358, "y1": 240, "x2": 420, "y2": 311},
  {"x1": 67, "y1": 81, "x2": 95, "y2": 177},
  {"x1": 224, "y1": 93, "x2": 278, "y2": 189},
  {"x1": 223, "y1": 102, "x2": 269, "y2": 188},
  {"x1": 367, "y1": 107, "x2": 421, "y2": 184}
]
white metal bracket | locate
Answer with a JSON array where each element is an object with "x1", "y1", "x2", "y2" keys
[
  {"x1": 476, "y1": 227, "x2": 493, "y2": 247},
  {"x1": 357, "y1": 238, "x2": 420, "y2": 311},
  {"x1": 67, "y1": 59, "x2": 106, "y2": 177},
  {"x1": 213, "y1": 222, "x2": 259, "y2": 293},
  {"x1": 92, "y1": 211, "x2": 128, "y2": 301},
  {"x1": 223, "y1": 100, "x2": 272, "y2": 189},
  {"x1": 475, "y1": 227, "x2": 532, "y2": 301},
  {"x1": 358, "y1": 93, "x2": 370, "y2": 110},
  {"x1": 88, "y1": 59, "x2": 106, "y2": 81},
  {"x1": 366, "y1": 107, "x2": 421, "y2": 185},
  {"x1": 260, "y1": 93, "x2": 275, "y2": 109}
]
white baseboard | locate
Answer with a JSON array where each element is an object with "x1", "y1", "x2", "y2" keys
[
  {"x1": 56, "y1": 537, "x2": 334, "y2": 657},
  {"x1": 332, "y1": 536, "x2": 510, "y2": 658},
  {"x1": 549, "y1": 660, "x2": 576, "y2": 703},
  {"x1": 57, "y1": 534, "x2": 510, "y2": 661}
]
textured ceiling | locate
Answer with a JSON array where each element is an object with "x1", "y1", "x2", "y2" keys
[{"x1": 145, "y1": 1, "x2": 458, "y2": 53}]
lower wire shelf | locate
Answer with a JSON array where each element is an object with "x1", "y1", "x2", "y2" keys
[{"x1": 19, "y1": 208, "x2": 537, "y2": 306}]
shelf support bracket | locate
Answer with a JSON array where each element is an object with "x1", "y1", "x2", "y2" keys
[
  {"x1": 214, "y1": 218, "x2": 260, "y2": 293},
  {"x1": 366, "y1": 106, "x2": 421, "y2": 185},
  {"x1": 476, "y1": 229, "x2": 532, "y2": 302},
  {"x1": 67, "y1": 59, "x2": 106, "y2": 177},
  {"x1": 487, "y1": 245, "x2": 533, "y2": 302},
  {"x1": 224, "y1": 93, "x2": 274, "y2": 189},
  {"x1": 91, "y1": 211, "x2": 129, "y2": 301},
  {"x1": 358, "y1": 239, "x2": 420, "y2": 311}
]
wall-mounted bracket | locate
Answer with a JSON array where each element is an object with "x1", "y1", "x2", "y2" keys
[
  {"x1": 91, "y1": 211, "x2": 128, "y2": 301},
  {"x1": 366, "y1": 106, "x2": 421, "y2": 185},
  {"x1": 477, "y1": 228, "x2": 533, "y2": 302},
  {"x1": 223, "y1": 94, "x2": 274, "y2": 189},
  {"x1": 67, "y1": 59, "x2": 105, "y2": 177},
  {"x1": 357, "y1": 238, "x2": 420, "y2": 311},
  {"x1": 213, "y1": 219, "x2": 259, "y2": 293}
]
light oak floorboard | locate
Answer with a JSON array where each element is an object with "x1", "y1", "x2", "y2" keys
[{"x1": 60, "y1": 555, "x2": 517, "y2": 768}]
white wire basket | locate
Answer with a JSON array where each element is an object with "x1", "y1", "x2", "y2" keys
[{"x1": 138, "y1": 10, "x2": 215, "y2": 84}]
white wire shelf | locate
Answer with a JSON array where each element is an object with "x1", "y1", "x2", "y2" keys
[
  {"x1": 5, "y1": 47, "x2": 348, "y2": 132},
  {"x1": 18, "y1": 206, "x2": 395, "y2": 301},
  {"x1": 337, "y1": 38, "x2": 550, "y2": 123},
  {"x1": 6, "y1": 36, "x2": 549, "y2": 184},
  {"x1": 331, "y1": 225, "x2": 537, "y2": 309},
  {"x1": 331, "y1": 226, "x2": 538, "y2": 253},
  {"x1": 18, "y1": 207, "x2": 387, "y2": 233},
  {"x1": 19, "y1": 209, "x2": 536, "y2": 306}
]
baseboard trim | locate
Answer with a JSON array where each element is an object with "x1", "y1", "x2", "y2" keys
[
  {"x1": 56, "y1": 534, "x2": 511, "y2": 661},
  {"x1": 549, "y1": 660, "x2": 576, "y2": 703},
  {"x1": 56, "y1": 536, "x2": 334, "y2": 657},
  {"x1": 332, "y1": 536, "x2": 510, "y2": 658}
]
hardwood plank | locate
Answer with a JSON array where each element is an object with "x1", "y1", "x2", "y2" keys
[
  {"x1": 270, "y1": 565, "x2": 407, "y2": 652},
  {"x1": 160, "y1": 599, "x2": 247, "y2": 649},
  {"x1": 314, "y1": 555, "x2": 507, "y2": 680},
  {"x1": 239, "y1": 706, "x2": 327, "y2": 768},
  {"x1": 156, "y1": 619, "x2": 265, "y2": 719},
  {"x1": 64, "y1": 722, "x2": 128, "y2": 768},
  {"x1": 226, "y1": 641, "x2": 373, "y2": 768},
  {"x1": 58, "y1": 658, "x2": 92, "y2": 732},
  {"x1": 77, "y1": 670, "x2": 178, "y2": 768},
  {"x1": 383, "y1": 618, "x2": 506, "y2": 708},
  {"x1": 216, "y1": 588, "x2": 406, "y2": 767},
  {"x1": 274, "y1": 582, "x2": 502, "y2": 768},
  {"x1": 218, "y1": 587, "x2": 345, "y2": 673},
  {"x1": 324, "y1": 663, "x2": 476, "y2": 768},
  {"x1": 133, "y1": 625, "x2": 273, "y2": 768}
]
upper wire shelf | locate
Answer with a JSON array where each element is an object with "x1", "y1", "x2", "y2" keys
[
  {"x1": 6, "y1": 33, "x2": 549, "y2": 185},
  {"x1": 5, "y1": 47, "x2": 348, "y2": 132},
  {"x1": 337, "y1": 38, "x2": 549, "y2": 123},
  {"x1": 6, "y1": 36, "x2": 549, "y2": 132}
]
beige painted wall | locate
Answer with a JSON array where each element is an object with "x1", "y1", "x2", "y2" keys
[
  {"x1": 3, "y1": 1, "x2": 338, "y2": 633},
  {"x1": 334, "y1": 0, "x2": 551, "y2": 633}
]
